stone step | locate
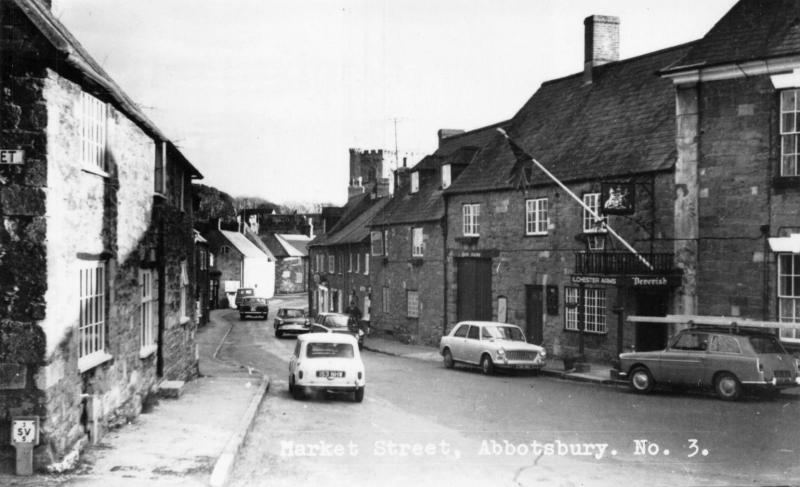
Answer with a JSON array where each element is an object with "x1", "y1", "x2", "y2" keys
[{"x1": 158, "y1": 380, "x2": 185, "y2": 399}]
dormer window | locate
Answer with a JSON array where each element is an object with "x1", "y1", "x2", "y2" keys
[
  {"x1": 410, "y1": 171, "x2": 419, "y2": 193},
  {"x1": 442, "y1": 164, "x2": 451, "y2": 189}
]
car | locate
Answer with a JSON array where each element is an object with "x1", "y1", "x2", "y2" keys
[
  {"x1": 288, "y1": 332, "x2": 366, "y2": 402},
  {"x1": 234, "y1": 287, "x2": 255, "y2": 307},
  {"x1": 274, "y1": 308, "x2": 310, "y2": 338},
  {"x1": 618, "y1": 326, "x2": 800, "y2": 400},
  {"x1": 438, "y1": 321, "x2": 547, "y2": 375},
  {"x1": 310, "y1": 312, "x2": 364, "y2": 349},
  {"x1": 237, "y1": 296, "x2": 268, "y2": 320}
]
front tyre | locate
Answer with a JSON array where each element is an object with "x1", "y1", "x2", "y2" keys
[
  {"x1": 443, "y1": 349, "x2": 455, "y2": 369},
  {"x1": 480, "y1": 355, "x2": 495, "y2": 375},
  {"x1": 715, "y1": 372, "x2": 742, "y2": 401},
  {"x1": 629, "y1": 366, "x2": 654, "y2": 394}
]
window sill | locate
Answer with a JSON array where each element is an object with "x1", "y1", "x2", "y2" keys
[
  {"x1": 78, "y1": 351, "x2": 114, "y2": 373},
  {"x1": 773, "y1": 176, "x2": 800, "y2": 189},
  {"x1": 139, "y1": 344, "x2": 158, "y2": 359},
  {"x1": 81, "y1": 165, "x2": 110, "y2": 178},
  {"x1": 524, "y1": 232, "x2": 548, "y2": 238},
  {"x1": 455, "y1": 236, "x2": 479, "y2": 245},
  {"x1": 408, "y1": 257, "x2": 424, "y2": 266},
  {"x1": 563, "y1": 328, "x2": 607, "y2": 336}
]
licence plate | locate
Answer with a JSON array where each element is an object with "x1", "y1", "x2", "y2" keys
[{"x1": 317, "y1": 370, "x2": 345, "y2": 378}]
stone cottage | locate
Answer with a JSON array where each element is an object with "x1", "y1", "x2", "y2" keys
[{"x1": 1, "y1": 0, "x2": 203, "y2": 471}]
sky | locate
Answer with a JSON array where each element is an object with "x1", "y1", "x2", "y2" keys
[{"x1": 51, "y1": 0, "x2": 738, "y2": 206}]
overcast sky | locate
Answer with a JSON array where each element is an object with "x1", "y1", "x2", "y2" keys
[{"x1": 52, "y1": 0, "x2": 737, "y2": 206}]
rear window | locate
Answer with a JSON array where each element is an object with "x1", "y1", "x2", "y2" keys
[
  {"x1": 748, "y1": 335, "x2": 787, "y2": 354},
  {"x1": 280, "y1": 309, "x2": 305, "y2": 318},
  {"x1": 244, "y1": 298, "x2": 266, "y2": 305},
  {"x1": 306, "y1": 342, "x2": 355, "y2": 358},
  {"x1": 325, "y1": 315, "x2": 353, "y2": 328}
]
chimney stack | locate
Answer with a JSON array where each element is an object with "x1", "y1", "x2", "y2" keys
[{"x1": 584, "y1": 15, "x2": 619, "y2": 83}]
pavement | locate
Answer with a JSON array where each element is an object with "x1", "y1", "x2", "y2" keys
[
  {"x1": 1, "y1": 309, "x2": 270, "y2": 487},
  {"x1": 363, "y1": 335, "x2": 625, "y2": 385}
]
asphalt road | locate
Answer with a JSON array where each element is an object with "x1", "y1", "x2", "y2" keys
[{"x1": 223, "y1": 295, "x2": 800, "y2": 487}]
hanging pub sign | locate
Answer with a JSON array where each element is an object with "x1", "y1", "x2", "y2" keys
[{"x1": 600, "y1": 182, "x2": 635, "y2": 215}]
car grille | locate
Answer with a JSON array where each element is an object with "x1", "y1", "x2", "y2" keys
[
  {"x1": 774, "y1": 370, "x2": 792, "y2": 379},
  {"x1": 505, "y1": 351, "x2": 539, "y2": 361}
]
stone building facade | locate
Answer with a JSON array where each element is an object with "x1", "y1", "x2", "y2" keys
[
  {"x1": 0, "y1": 0, "x2": 202, "y2": 471},
  {"x1": 368, "y1": 126, "x2": 501, "y2": 345}
]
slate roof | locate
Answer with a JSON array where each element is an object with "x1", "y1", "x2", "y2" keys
[
  {"x1": 663, "y1": 0, "x2": 800, "y2": 74},
  {"x1": 446, "y1": 43, "x2": 692, "y2": 195},
  {"x1": 221, "y1": 230, "x2": 273, "y2": 260},
  {"x1": 310, "y1": 193, "x2": 390, "y2": 247},
  {"x1": 10, "y1": 0, "x2": 201, "y2": 178},
  {"x1": 278, "y1": 234, "x2": 310, "y2": 257},
  {"x1": 369, "y1": 125, "x2": 499, "y2": 227}
]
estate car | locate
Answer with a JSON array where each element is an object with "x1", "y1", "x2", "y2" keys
[
  {"x1": 618, "y1": 326, "x2": 800, "y2": 400},
  {"x1": 288, "y1": 333, "x2": 365, "y2": 402},
  {"x1": 439, "y1": 321, "x2": 547, "y2": 374}
]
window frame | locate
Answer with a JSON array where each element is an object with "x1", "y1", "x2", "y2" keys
[
  {"x1": 411, "y1": 227, "x2": 424, "y2": 257},
  {"x1": 525, "y1": 197, "x2": 548, "y2": 236},
  {"x1": 78, "y1": 261, "x2": 111, "y2": 371},
  {"x1": 441, "y1": 164, "x2": 451, "y2": 189},
  {"x1": 778, "y1": 253, "x2": 800, "y2": 341},
  {"x1": 406, "y1": 290, "x2": 420, "y2": 318},
  {"x1": 780, "y1": 89, "x2": 800, "y2": 177},
  {"x1": 370, "y1": 231, "x2": 383, "y2": 256},
  {"x1": 180, "y1": 260, "x2": 189, "y2": 322},
  {"x1": 80, "y1": 91, "x2": 108, "y2": 173},
  {"x1": 364, "y1": 252, "x2": 369, "y2": 275},
  {"x1": 140, "y1": 269, "x2": 158, "y2": 357},
  {"x1": 462, "y1": 203, "x2": 480, "y2": 237},
  {"x1": 564, "y1": 286, "x2": 607, "y2": 334},
  {"x1": 410, "y1": 171, "x2": 420, "y2": 193},
  {"x1": 582, "y1": 193, "x2": 605, "y2": 233}
]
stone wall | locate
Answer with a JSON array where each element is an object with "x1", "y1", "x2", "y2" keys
[
  {"x1": 370, "y1": 222, "x2": 446, "y2": 345},
  {"x1": 445, "y1": 176, "x2": 674, "y2": 363}
]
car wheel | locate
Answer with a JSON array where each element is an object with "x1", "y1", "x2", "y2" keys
[
  {"x1": 275, "y1": 329, "x2": 283, "y2": 338},
  {"x1": 240, "y1": 314, "x2": 246, "y2": 321},
  {"x1": 442, "y1": 349, "x2": 455, "y2": 369},
  {"x1": 629, "y1": 366, "x2": 654, "y2": 394},
  {"x1": 354, "y1": 387, "x2": 365, "y2": 403},
  {"x1": 715, "y1": 372, "x2": 742, "y2": 401},
  {"x1": 291, "y1": 380, "x2": 304, "y2": 400},
  {"x1": 288, "y1": 375, "x2": 295, "y2": 394},
  {"x1": 480, "y1": 355, "x2": 494, "y2": 375}
]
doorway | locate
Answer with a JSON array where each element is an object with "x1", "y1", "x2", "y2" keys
[
  {"x1": 525, "y1": 285, "x2": 545, "y2": 344},
  {"x1": 456, "y1": 258, "x2": 492, "y2": 321},
  {"x1": 634, "y1": 291, "x2": 669, "y2": 351}
]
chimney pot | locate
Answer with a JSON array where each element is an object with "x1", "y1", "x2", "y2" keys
[
  {"x1": 584, "y1": 15, "x2": 619, "y2": 83},
  {"x1": 437, "y1": 129, "x2": 466, "y2": 148}
]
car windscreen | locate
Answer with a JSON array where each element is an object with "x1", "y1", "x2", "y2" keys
[
  {"x1": 306, "y1": 342, "x2": 355, "y2": 358},
  {"x1": 482, "y1": 325, "x2": 525, "y2": 341},
  {"x1": 748, "y1": 335, "x2": 787, "y2": 354},
  {"x1": 325, "y1": 315, "x2": 352, "y2": 328},
  {"x1": 281, "y1": 309, "x2": 304, "y2": 318}
]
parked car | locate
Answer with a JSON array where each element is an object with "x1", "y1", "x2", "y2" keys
[
  {"x1": 274, "y1": 308, "x2": 310, "y2": 338},
  {"x1": 288, "y1": 332, "x2": 365, "y2": 402},
  {"x1": 439, "y1": 321, "x2": 547, "y2": 375},
  {"x1": 310, "y1": 312, "x2": 364, "y2": 349},
  {"x1": 234, "y1": 287, "x2": 255, "y2": 307},
  {"x1": 238, "y1": 296, "x2": 268, "y2": 320},
  {"x1": 618, "y1": 326, "x2": 800, "y2": 400}
]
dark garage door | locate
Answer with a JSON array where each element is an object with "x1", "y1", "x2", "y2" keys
[{"x1": 456, "y1": 258, "x2": 492, "y2": 321}]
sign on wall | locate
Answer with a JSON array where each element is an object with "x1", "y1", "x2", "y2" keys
[
  {"x1": 600, "y1": 182, "x2": 635, "y2": 215},
  {"x1": 0, "y1": 149, "x2": 25, "y2": 165}
]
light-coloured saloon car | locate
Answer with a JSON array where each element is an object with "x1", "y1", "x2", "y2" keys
[
  {"x1": 439, "y1": 321, "x2": 547, "y2": 374},
  {"x1": 618, "y1": 326, "x2": 800, "y2": 400},
  {"x1": 289, "y1": 333, "x2": 366, "y2": 402}
]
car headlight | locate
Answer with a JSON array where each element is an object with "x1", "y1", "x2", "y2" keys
[
  {"x1": 497, "y1": 348, "x2": 505, "y2": 356},
  {"x1": 540, "y1": 350, "x2": 547, "y2": 359},
  {"x1": 357, "y1": 329, "x2": 364, "y2": 336}
]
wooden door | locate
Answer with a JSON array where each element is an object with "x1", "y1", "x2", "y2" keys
[
  {"x1": 525, "y1": 285, "x2": 544, "y2": 344},
  {"x1": 456, "y1": 258, "x2": 492, "y2": 322}
]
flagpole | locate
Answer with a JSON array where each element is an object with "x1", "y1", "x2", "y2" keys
[{"x1": 497, "y1": 129, "x2": 653, "y2": 271}]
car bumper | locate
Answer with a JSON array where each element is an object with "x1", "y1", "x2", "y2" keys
[
  {"x1": 240, "y1": 310, "x2": 268, "y2": 316},
  {"x1": 297, "y1": 378, "x2": 365, "y2": 391},
  {"x1": 741, "y1": 377, "x2": 800, "y2": 388},
  {"x1": 276, "y1": 324, "x2": 310, "y2": 334},
  {"x1": 495, "y1": 362, "x2": 545, "y2": 370}
]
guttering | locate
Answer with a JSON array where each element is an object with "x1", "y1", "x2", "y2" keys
[{"x1": 659, "y1": 54, "x2": 800, "y2": 84}]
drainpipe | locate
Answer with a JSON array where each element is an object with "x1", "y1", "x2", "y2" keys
[{"x1": 442, "y1": 198, "x2": 449, "y2": 336}]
